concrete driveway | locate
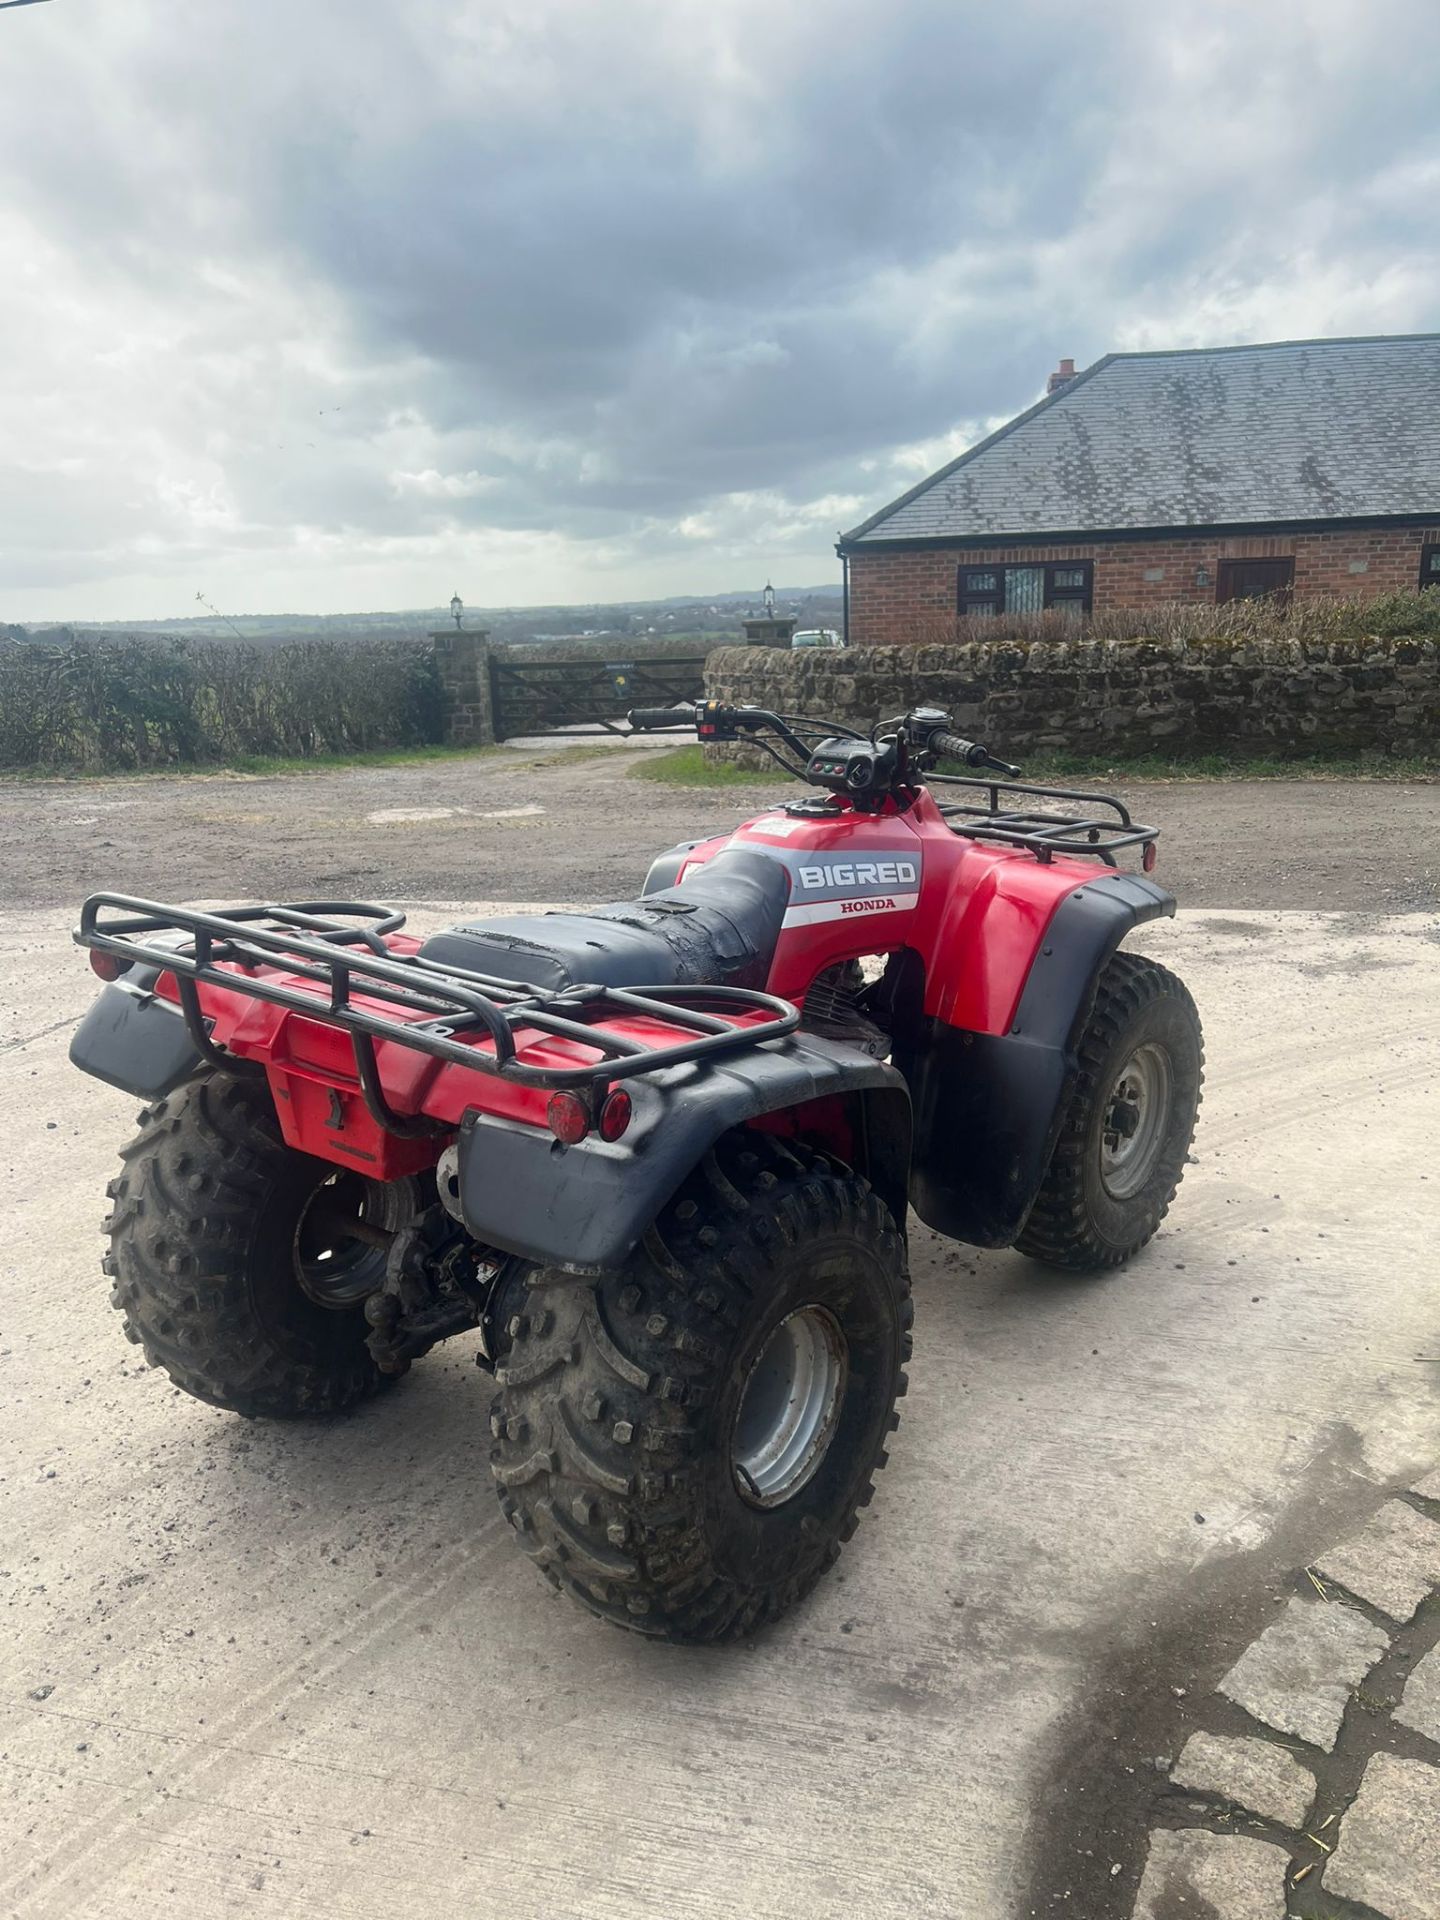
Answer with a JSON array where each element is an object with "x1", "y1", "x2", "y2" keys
[{"x1": 3, "y1": 902, "x2": 1439, "y2": 1919}]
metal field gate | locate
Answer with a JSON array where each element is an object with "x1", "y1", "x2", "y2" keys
[{"x1": 488, "y1": 652, "x2": 708, "y2": 740}]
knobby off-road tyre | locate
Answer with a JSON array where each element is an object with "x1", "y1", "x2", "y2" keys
[
  {"x1": 1017, "y1": 950, "x2": 1204, "y2": 1272},
  {"x1": 490, "y1": 1133, "x2": 912, "y2": 1642},
  {"x1": 104, "y1": 1072, "x2": 405, "y2": 1417}
]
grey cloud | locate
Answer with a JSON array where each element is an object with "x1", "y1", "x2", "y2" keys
[{"x1": 1, "y1": 0, "x2": 1437, "y2": 617}]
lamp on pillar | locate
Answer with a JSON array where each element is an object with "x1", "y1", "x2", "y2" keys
[
  {"x1": 742, "y1": 578, "x2": 797, "y2": 648},
  {"x1": 430, "y1": 598, "x2": 494, "y2": 748}
]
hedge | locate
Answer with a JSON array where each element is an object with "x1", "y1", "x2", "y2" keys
[
  {"x1": 896, "y1": 589, "x2": 1440, "y2": 651},
  {"x1": 0, "y1": 633, "x2": 445, "y2": 772}
]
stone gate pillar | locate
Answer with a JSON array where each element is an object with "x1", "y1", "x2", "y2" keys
[
  {"x1": 432, "y1": 628, "x2": 495, "y2": 746},
  {"x1": 741, "y1": 613, "x2": 798, "y2": 648}
]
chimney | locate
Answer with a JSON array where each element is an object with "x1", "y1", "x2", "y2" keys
[{"x1": 1047, "y1": 357, "x2": 1077, "y2": 395}]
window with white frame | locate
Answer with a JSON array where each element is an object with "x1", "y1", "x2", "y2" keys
[{"x1": 957, "y1": 561, "x2": 1093, "y2": 617}]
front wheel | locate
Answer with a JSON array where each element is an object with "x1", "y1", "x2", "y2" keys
[
  {"x1": 1016, "y1": 950, "x2": 1203, "y2": 1272},
  {"x1": 489, "y1": 1134, "x2": 912, "y2": 1642}
]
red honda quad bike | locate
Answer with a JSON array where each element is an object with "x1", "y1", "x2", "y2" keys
[{"x1": 71, "y1": 703, "x2": 1202, "y2": 1642}]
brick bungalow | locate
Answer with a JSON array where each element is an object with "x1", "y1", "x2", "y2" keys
[{"x1": 837, "y1": 334, "x2": 1440, "y2": 645}]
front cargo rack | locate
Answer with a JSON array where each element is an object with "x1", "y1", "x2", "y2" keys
[
  {"x1": 75, "y1": 895, "x2": 801, "y2": 1134},
  {"x1": 930, "y1": 773, "x2": 1158, "y2": 865}
]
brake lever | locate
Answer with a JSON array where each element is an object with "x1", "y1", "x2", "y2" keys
[{"x1": 981, "y1": 752, "x2": 1023, "y2": 779}]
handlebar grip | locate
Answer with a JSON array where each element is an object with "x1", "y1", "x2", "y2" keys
[
  {"x1": 931, "y1": 729, "x2": 987, "y2": 766},
  {"x1": 627, "y1": 706, "x2": 698, "y2": 731}
]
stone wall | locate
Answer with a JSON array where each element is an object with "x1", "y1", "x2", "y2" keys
[
  {"x1": 703, "y1": 632, "x2": 1440, "y2": 760},
  {"x1": 847, "y1": 524, "x2": 1440, "y2": 645}
]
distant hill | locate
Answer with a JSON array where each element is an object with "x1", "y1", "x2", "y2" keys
[{"x1": 11, "y1": 586, "x2": 844, "y2": 651}]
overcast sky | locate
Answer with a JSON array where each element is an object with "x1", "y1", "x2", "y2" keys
[{"x1": 2, "y1": 0, "x2": 1437, "y2": 622}]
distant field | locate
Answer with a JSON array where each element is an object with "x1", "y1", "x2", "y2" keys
[{"x1": 8, "y1": 583, "x2": 843, "y2": 652}]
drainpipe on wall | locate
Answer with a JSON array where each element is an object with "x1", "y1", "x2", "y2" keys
[{"x1": 840, "y1": 545, "x2": 850, "y2": 647}]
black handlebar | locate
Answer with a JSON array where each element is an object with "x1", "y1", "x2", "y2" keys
[
  {"x1": 930, "y1": 728, "x2": 985, "y2": 765},
  {"x1": 929, "y1": 729, "x2": 1022, "y2": 778},
  {"x1": 627, "y1": 706, "x2": 698, "y2": 731},
  {"x1": 624, "y1": 702, "x2": 1022, "y2": 780}
]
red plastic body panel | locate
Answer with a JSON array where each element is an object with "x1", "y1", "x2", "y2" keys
[
  {"x1": 680, "y1": 789, "x2": 1105, "y2": 1033},
  {"x1": 161, "y1": 789, "x2": 1119, "y2": 1178},
  {"x1": 151, "y1": 941, "x2": 778, "y2": 1180}
]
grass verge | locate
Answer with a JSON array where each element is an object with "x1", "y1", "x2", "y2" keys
[
  {"x1": 630, "y1": 745, "x2": 784, "y2": 787},
  {"x1": 632, "y1": 744, "x2": 1439, "y2": 788}
]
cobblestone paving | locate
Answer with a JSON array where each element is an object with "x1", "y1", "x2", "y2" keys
[
  {"x1": 1136, "y1": 1473, "x2": 1440, "y2": 1919},
  {"x1": 1133, "y1": 1829, "x2": 1289, "y2": 1918},
  {"x1": 1171, "y1": 1733, "x2": 1315, "y2": 1828},
  {"x1": 1313, "y1": 1501, "x2": 1440, "y2": 1625},
  {"x1": 1397, "y1": 1645, "x2": 1440, "y2": 1746},
  {"x1": 1216, "y1": 1595, "x2": 1389, "y2": 1750},
  {"x1": 1326, "y1": 1753, "x2": 1440, "y2": 1917}
]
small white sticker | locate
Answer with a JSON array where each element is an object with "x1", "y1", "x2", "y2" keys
[{"x1": 743, "y1": 816, "x2": 806, "y2": 839}]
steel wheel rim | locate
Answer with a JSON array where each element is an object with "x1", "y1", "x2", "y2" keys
[
  {"x1": 731, "y1": 1306, "x2": 848, "y2": 1509},
  {"x1": 1100, "y1": 1042, "x2": 1172, "y2": 1200},
  {"x1": 293, "y1": 1173, "x2": 398, "y2": 1308}
]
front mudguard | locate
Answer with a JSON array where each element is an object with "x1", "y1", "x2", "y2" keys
[
  {"x1": 901, "y1": 872, "x2": 1176, "y2": 1248},
  {"x1": 453, "y1": 1034, "x2": 911, "y2": 1274}
]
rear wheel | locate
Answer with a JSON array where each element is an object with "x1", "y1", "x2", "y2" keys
[
  {"x1": 104, "y1": 1073, "x2": 414, "y2": 1416},
  {"x1": 1016, "y1": 951, "x2": 1203, "y2": 1271},
  {"x1": 489, "y1": 1133, "x2": 911, "y2": 1642}
]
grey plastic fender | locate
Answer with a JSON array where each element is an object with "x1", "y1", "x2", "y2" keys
[
  {"x1": 454, "y1": 1033, "x2": 911, "y2": 1274},
  {"x1": 69, "y1": 969, "x2": 205, "y2": 1099}
]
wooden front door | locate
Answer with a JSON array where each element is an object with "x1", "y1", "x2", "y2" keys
[{"x1": 1216, "y1": 558, "x2": 1295, "y2": 605}]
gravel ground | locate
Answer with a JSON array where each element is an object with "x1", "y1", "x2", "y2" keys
[
  {"x1": 2, "y1": 744, "x2": 1437, "y2": 913},
  {"x1": 4, "y1": 747, "x2": 1440, "y2": 1919},
  {"x1": 4, "y1": 906, "x2": 1438, "y2": 1920}
]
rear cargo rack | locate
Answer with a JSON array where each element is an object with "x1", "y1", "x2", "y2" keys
[
  {"x1": 75, "y1": 895, "x2": 801, "y2": 1135},
  {"x1": 930, "y1": 773, "x2": 1158, "y2": 864}
]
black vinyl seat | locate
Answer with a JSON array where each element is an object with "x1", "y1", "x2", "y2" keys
[{"x1": 417, "y1": 849, "x2": 790, "y2": 996}]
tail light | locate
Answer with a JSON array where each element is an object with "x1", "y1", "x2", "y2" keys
[
  {"x1": 598, "y1": 1087, "x2": 632, "y2": 1142},
  {"x1": 546, "y1": 1092, "x2": 590, "y2": 1144},
  {"x1": 546, "y1": 1088, "x2": 633, "y2": 1144},
  {"x1": 89, "y1": 950, "x2": 132, "y2": 982}
]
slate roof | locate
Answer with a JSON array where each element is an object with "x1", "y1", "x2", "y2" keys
[{"x1": 841, "y1": 335, "x2": 1440, "y2": 547}]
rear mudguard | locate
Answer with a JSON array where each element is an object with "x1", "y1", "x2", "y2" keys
[
  {"x1": 453, "y1": 1034, "x2": 911, "y2": 1274},
  {"x1": 70, "y1": 969, "x2": 204, "y2": 1099},
  {"x1": 899, "y1": 873, "x2": 1175, "y2": 1248}
]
